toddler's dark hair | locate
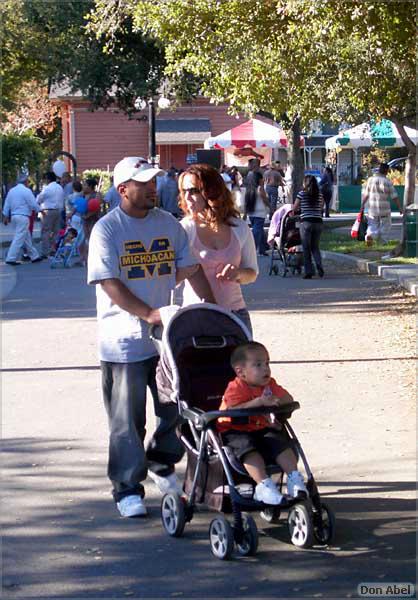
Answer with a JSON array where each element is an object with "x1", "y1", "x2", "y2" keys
[
  {"x1": 230, "y1": 341, "x2": 268, "y2": 368},
  {"x1": 73, "y1": 180, "x2": 82, "y2": 193}
]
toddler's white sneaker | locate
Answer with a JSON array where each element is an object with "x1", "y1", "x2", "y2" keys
[
  {"x1": 287, "y1": 470, "x2": 308, "y2": 498},
  {"x1": 148, "y1": 471, "x2": 183, "y2": 495},
  {"x1": 254, "y1": 478, "x2": 284, "y2": 505}
]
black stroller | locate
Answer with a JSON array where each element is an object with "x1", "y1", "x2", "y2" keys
[
  {"x1": 152, "y1": 304, "x2": 335, "y2": 560},
  {"x1": 269, "y1": 211, "x2": 304, "y2": 277}
]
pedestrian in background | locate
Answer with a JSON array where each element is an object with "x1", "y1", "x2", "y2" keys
[
  {"x1": 37, "y1": 171, "x2": 65, "y2": 258},
  {"x1": 220, "y1": 165, "x2": 233, "y2": 191},
  {"x1": 66, "y1": 181, "x2": 84, "y2": 219},
  {"x1": 319, "y1": 166, "x2": 334, "y2": 218},
  {"x1": 60, "y1": 172, "x2": 74, "y2": 201},
  {"x1": 244, "y1": 171, "x2": 270, "y2": 257},
  {"x1": 104, "y1": 178, "x2": 121, "y2": 212},
  {"x1": 157, "y1": 168, "x2": 180, "y2": 218},
  {"x1": 2, "y1": 173, "x2": 42, "y2": 265},
  {"x1": 360, "y1": 162, "x2": 402, "y2": 246},
  {"x1": 60, "y1": 172, "x2": 74, "y2": 227},
  {"x1": 264, "y1": 163, "x2": 285, "y2": 219},
  {"x1": 81, "y1": 177, "x2": 102, "y2": 252},
  {"x1": 229, "y1": 166, "x2": 243, "y2": 190},
  {"x1": 293, "y1": 174, "x2": 324, "y2": 279}
]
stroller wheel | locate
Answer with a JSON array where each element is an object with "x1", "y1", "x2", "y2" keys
[
  {"x1": 236, "y1": 514, "x2": 258, "y2": 556},
  {"x1": 312, "y1": 502, "x2": 336, "y2": 545},
  {"x1": 161, "y1": 493, "x2": 186, "y2": 537},
  {"x1": 287, "y1": 502, "x2": 314, "y2": 548},
  {"x1": 260, "y1": 506, "x2": 281, "y2": 524},
  {"x1": 209, "y1": 516, "x2": 234, "y2": 560}
]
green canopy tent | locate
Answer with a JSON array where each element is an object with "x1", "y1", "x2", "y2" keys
[
  {"x1": 325, "y1": 119, "x2": 418, "y2": 150},
  {"x1": 325, "y1": 120, "x2": 417, "y2": 212}
]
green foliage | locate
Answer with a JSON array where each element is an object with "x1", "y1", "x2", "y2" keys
[
  {"x1": 1, "y1": 132, "x2": 46, "y2": 187},
  {"x1": 1, "y1": 0, "x2": 166, "y2": 116},
  {"x1": 100, "y1": 0, "x2": 416, "y2": 128},
  {"x1": 82, "y1": 169, "x2": 112, "y2": 194}
]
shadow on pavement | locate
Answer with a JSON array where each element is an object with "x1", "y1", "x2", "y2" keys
[
  {"x1": 2, "y1": 262, "x2": 95, "y2": 321},
  {"x1": 2, "y1": 258, "x2": 415, "y2": 323},
  {"x1": 2, "y1": 437, "x2": 416, "y2": 598}
]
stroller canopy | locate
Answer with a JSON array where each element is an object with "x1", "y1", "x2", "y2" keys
[
  {"x1": 156, "y1": 304, "x2": 251, "y2": 407},
  {"x1": 164, "y1": 304, "x2": 250, "y2": 364}
]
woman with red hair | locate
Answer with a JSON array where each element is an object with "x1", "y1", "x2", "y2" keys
[{"x1": 179, "y1": 163, "x2": 258, "y2": 334}]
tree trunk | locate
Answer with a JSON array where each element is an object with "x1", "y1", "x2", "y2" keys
[
  {"x1": 287, "y1": 116, "x2": 304, "y2": 201},
  {"x1": 389, "y1": 117, "x2": 416, "y2": 256}
]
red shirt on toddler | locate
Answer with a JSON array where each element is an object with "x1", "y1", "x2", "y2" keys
[{"x1": 217, "y1": 376, "x2": 290, "y2": 433}]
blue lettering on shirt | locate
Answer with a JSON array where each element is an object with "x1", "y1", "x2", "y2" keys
[{"x1": 120, "y1": 237, "x2": 174, "y2": 279}]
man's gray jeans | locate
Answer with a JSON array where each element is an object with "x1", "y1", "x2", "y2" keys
[
  {"x1": 101, "y1": 357, "x2": 184, "y2": 502},
  {"x1": 40, "y1": 209, "x2": 60, "y2": 256}
]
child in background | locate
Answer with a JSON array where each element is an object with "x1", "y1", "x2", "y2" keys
[
  {"x1": 69, "y1": 195, "x2": 88, "y2": 233},
  {"x1": 218, "y1": 341, "x2": 307, "y2": 505},
  {"x1": 61, "y1": 227, "x2": 79, "y2": 259},
  {"x1": 66, "y1": 181, "x2": 84, "y2": 220}
]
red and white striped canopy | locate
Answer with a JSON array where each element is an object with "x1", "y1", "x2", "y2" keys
[{"x1": 205, "y1": 118, "x2": 290, "y2": 149}]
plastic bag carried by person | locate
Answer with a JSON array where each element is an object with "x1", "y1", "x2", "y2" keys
[{"x1": 351, "y1": 211, "x2": 367, "y2": 241}]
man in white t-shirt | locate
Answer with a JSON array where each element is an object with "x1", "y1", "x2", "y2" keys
[
  {"x1": 88, "y1": 157, "x2": 214, "y2": 518},
  {"x1": 220, "y1": 165, "x2": 233, "y2": 191},
  {"x1": 37, "y1": 171, "x2": 65, "y2": 257},
  {"x1": 2, "y1": 174, "x2": 42, "y2": 264}
]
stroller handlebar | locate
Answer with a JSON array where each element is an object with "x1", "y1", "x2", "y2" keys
[{"x1": 181, "y1": 402, "x2": 300, "y2": 429}]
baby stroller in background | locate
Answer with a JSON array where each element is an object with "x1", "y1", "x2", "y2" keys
[
  {"x1": 152, "y1": 304, "x2": 335, "y2": 560},
  {"x1": 269, "y1": 211, "x2": 304, "y2": 277},
  {"x1": 50, "y1": 226, "x2": 84, "y2": 269}
]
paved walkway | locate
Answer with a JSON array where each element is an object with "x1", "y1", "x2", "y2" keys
[{"x1": 0, "y1": 213, "x2": 415, "y2": 298}]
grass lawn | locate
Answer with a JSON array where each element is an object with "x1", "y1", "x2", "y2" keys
[{"x1": 320, "y1": 231, "x2": 416, "y2": 265}]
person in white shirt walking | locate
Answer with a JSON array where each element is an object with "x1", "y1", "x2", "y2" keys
[
  {"x1": 2, "y1": 174, "x2": 42, "y2": 265},
  {"x1": 220, "y1": 165, "x2": 233, "y2": 191},
  {"x1": 37, "y1": 171, "x2": 65, "y2": 257},
  {"x1": 360, "y1": 162, "x2": 403, "y2": 245}
]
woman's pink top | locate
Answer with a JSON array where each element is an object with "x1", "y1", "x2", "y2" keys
[{"x1": 183, "y1": 226, "x2": 246, "y2": 310}]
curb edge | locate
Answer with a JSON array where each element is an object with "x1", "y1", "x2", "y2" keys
[{"x1": 322, "y1": 251, "x2": 417, "y2": 297}]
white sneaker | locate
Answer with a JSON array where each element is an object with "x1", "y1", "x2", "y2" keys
[
  {"x1": 148, "y1": 471, "x2": 183, "y2": 495},
  {"x1": 287, "y1": 471, "x2": 308, "y2": 498},
  {"x1": 117, "y1": 495, "x2": 147, "y2": 518},
  {"x1": 254, "y1": 478, "x2": 284, "y2": 505}
]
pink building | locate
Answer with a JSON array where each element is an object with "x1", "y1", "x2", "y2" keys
[{"x1": 50, "y1": 90, "x2": 277, "y2": 172}]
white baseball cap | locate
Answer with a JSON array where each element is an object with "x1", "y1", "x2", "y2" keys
[{"x1": 113, "y1": 157, "x2": 164, "y2": 188}]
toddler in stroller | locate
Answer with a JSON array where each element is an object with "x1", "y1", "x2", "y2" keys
[
  {"x1": 268, "y1": 204, "x2": 304, "y2": 277},
  {"x1": 153, "y1": 304, "x2": 335, "y2": 560},
  {"x1": 218, "y1": 341, "x2": 307, "y2": 506},
  {"x1": 50, "y1": 226, "x2": 83, "y2": 268}
]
